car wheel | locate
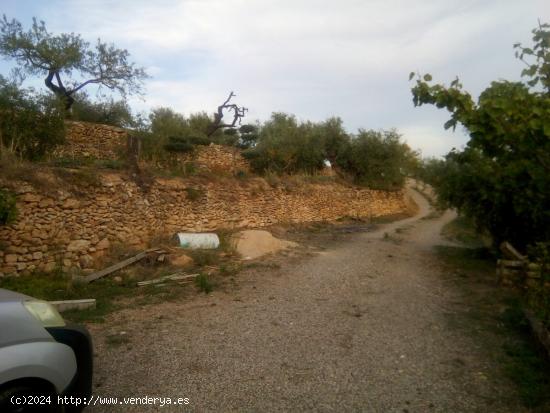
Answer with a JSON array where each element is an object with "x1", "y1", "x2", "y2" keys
[{"x1": 0, "y1": 385, "x2": 64, "y2": 413}]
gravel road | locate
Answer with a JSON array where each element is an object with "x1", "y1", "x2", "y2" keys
[{"x1": 88, "y1": 189, "x2": 525, "y2": 412}]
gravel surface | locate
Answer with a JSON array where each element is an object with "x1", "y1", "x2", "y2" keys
[{"x1": 88, "y1": 189, "x2": 525, "y2": 412}]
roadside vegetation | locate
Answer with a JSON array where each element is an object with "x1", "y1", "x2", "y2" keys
[
  {"x1": 436, "y1": 242, "x2": 550, "y2": 411},
  {"x1": 412, "y1": 22, "x2": 550, "y2": 331},
  {"x1": 0, "y1": 230, "x2": 239, "y2": 322}
]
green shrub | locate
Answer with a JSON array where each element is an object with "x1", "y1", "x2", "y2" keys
[
  {"x1": 0, "y1": 189, "x2": 17, "y2": 224},
  {"x1": 71, "y1": 92, "x2": 134, "y2": 128},
  {"x1": 243, "y1": 113, "x2": 326, "y2": 174},
  {"x1": 0, "y1": 76, "x2": 65, "y2": 160},
  {"x1": 335, "y1": 129, "x2": 413, "y2": 190},
  {"x1": 163, "y1": 136, "x2": 194, "y2": 153}
]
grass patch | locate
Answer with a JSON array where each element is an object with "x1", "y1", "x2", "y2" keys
[
  {"x1": 0, "y1": 271, "x2": 173, "y2": 323},
  {"x1": 436, "y1": 245, "x2": 550, "y2": 410},
  {"x1": 435, "y1": 246, "x2": 495, "y2": 274},
  {"x1": 499, "y1": 303, "x2": 550, "y2": 408},
  {"x1": 441, "y1": 215, "x2": 488, "y2": 247}
]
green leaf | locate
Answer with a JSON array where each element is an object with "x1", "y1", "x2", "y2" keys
[
  {"x1": 408, "y1": 72, "x2": 415, "y2": 81},
  {"x1": 423, "y1": 74, "x2": 432, "y2": 82}
]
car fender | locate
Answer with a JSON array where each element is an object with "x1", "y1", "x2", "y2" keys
[{"x1": 0, "y1": 341, "x2": 77, "y2": 394}]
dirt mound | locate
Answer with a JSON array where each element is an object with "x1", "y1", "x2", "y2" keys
[{"x1": 234, "y1": 230, "x2": 297, "y2": 260}]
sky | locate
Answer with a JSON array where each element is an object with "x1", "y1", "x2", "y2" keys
[{"x1": 1, "y1": 0, "x2": 548, "y2": 157}]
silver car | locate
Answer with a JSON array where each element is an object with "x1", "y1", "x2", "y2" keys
[{"x1": 0, "y1": 288, "x2": 93, "y2": 412}]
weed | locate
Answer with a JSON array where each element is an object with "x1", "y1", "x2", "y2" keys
[
  {"x1": 195, "y1": 273, "x2": 213, "y2": 294},
  {"x1": 0, "y1": 272, "x2": 141, "y2": 323},
  {"x1": 219, "y1": 263, "x2": 242, "y2": 277},
  {"x1": 184, "y1": 187, "x2": 204, "y2": 201},
  {"x1": 0, "y1": 188, "x2": 17, "y2": 224},
  {"x1": 217, "y1": 229, "x2": 236, "y2": 255},
  {"x1": 187, "y1": 249, "x2": 219, "y2": 267}
]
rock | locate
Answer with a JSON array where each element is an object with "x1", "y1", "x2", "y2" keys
[
  {"x1": 20, "y1": 193, "x2": 41, "y2": 203},
  {"x1": 79, "y1": 254, "x2": 94, "y2": 269},
  {"x1": 32, "y1": 251, "x2": 43, "y2": 260},
  {"x1": 67, "y1": 240, "x2": 91, "y2": 252},
  {"x1": 39, "y1": 198, "x2": 54, "y2": 208},
  {"x1": 62, "y1": 198, "x2": 80, "y2": 209},
  {"x1": 5, "y1": 254, "x2": 18, "y2": 263},
  {"x1": 1, "y1": 266, "x2": 16, "y2": 274},
  {"x1": 113, "y1": 276, "x2": 123, "y2": 283},
  {"x1": 44, "y1": 262, "x2": 57, "y2": 272}
]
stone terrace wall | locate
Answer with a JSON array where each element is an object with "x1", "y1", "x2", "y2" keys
[
  {"x1": 179, "y1": 144, "x2": 250, "y2": 174},
  {"x1": 54, "y1": 121, "x2": 128, "y2": 159},
  {"x1": 56, "y1": 121, "x2": 249, "y2": 173},
  {"x1": 0, "y1": 173, "x2": 409, "y2": 277}
]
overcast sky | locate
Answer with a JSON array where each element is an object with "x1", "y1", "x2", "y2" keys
[{"x1": 1, "y1": 0, "x2": 548, "y2": 157}]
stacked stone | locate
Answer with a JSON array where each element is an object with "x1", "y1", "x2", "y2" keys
[
  {"x1": 53, "y1": 121, "x2": 127, "y2": 159},
  {"x1": 0, "y1": 172, "x2": 407, "y2": 277}
]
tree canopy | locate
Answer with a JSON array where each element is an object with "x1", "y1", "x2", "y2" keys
[
  {"x1": 411, "y1": 21, "x2": 550, "y2": 250},
  {"x1": 0, "y1": 15, "x2": 148, "y2": 110}
]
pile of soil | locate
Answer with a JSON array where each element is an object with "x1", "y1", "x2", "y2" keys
[{"x1": 233, "y1": 230, "x2": 297, "y2": 260}]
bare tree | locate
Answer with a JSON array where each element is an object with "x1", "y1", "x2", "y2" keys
[{"x1": 207, "y1": 91, "x2": 248, "y2": 137}]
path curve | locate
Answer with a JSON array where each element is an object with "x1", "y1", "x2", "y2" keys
[{"x1": 89, "y1": 190, "x2": 524, "y2": 413}]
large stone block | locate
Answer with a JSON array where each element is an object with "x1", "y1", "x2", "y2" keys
[{"x1": 67, "y1": 239, "x2": 91, "y2": 252}]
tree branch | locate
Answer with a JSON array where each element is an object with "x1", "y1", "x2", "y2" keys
[{"x1": 207, "y1": 92, "x2": 247, "y2": 137}]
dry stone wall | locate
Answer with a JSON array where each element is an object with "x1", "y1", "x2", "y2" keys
[
  {"x1": 55, "y1": 121, "x2": 128, "y2": 159},
  {"x1": 0, "y1": 173, "x2": 409, "y2": 277},
  {"x1": 56, "y1": 121, "x2": 249, "y2": 173}
]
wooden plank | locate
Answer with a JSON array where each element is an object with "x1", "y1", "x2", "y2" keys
[
  {"x1": 500, "y1": 242, "x2": 526, "y2": 261},
  {"x1": 50, "y1": 299, "x2": 96, "y2": 312},
  {"x1": 137, "y1": 273, "x2": 199, "y2": 286},
  {"x1": 83, "y1": 248, "x2": 162, "y2": 283},
  {"x1": 499, "y1": 259, "x2": 524, "y2": 268}
]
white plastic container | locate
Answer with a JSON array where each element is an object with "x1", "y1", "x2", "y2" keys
[{"x1": 176, "y1": 233, "x2": 220, "y2": 249}]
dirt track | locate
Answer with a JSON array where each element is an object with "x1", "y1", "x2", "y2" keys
[{"x1": 88, "y1": 189, "x2": 525, "y2": 412}]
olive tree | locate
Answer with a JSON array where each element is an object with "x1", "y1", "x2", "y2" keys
[{"x1": 0, "y1": 15, "x2": 147, "y2": 110}]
